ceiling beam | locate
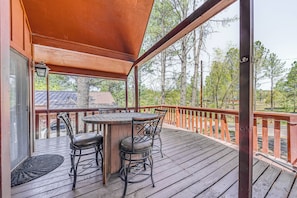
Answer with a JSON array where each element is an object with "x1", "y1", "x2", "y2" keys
[
  {"x1": 48, "y1": 65, "x2": 127, "y2": 80},
  {"x1": 32, "y1": 34, "x2": 136, "y2": 62},
  {"x1": 133, "y1": 0, "x2": 236, "y2": 67}
]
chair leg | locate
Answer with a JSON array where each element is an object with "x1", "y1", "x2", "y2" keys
[
  {"x1": 71, "y1": 150, "x2": 77, "y2": 190},
  {"x1": 69, "y1": 152, "x2": 74, "y2": 175},
  {"x1": 149, "y1": 154, "x2": 155, "y2": 187},
  {"x1": 122, "y1": 155, "x2": 129, "y2": 197},
  {"x1": 158, "y1": 134, "x2": 163, "y2": 158},
  {"x1": 95, "y1": 146, "x2": 99, "y2": 166}
]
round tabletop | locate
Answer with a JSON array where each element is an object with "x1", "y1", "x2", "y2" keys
[{"x1": 82, "y1": 112, "x2": 157, "y2": 124}]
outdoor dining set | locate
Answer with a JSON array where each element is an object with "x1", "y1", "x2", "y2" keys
[{"x1": 58, "y1": 108, "x2": 167, "y2": 197}]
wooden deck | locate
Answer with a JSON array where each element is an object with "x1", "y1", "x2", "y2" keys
[{"x1": 12, "y1": 126, "x2": 297, "y2": 198}]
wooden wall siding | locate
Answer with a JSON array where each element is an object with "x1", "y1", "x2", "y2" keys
[{"x1": 10, "y1": 0, "x2": 32, "y2": 58}]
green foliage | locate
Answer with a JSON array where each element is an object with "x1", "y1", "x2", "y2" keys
[
  {"x1": 35, "y1": 74, "x2": 74, "y2": 91},
  {"x1": 276, "y1": 61, "x2": 297, "y2": 112},
  {"x1": 254, "y1": 41, "x2": 269, "y2": 89},
  {"x1": 204, "y1": 47, "x2": 239, "y2": 108}
]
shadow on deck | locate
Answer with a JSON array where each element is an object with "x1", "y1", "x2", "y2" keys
[{"x1": 11, "y1": 126, "x2": 297, "y2": 198}]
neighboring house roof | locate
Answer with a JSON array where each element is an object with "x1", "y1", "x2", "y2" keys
[{"x1": 35, "y1": 91, "x2": 116, "y2": 109}]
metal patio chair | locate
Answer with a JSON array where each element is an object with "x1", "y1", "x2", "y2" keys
[
  {"x1": 152, "y1": 109, "x2": 167, "y2": 157},
  {"x1": 58, "y1": 112, "x2": 103, "y2": 189},
  {"x1": 119, "y1": 115, "x2": 160, "y2": 197}
]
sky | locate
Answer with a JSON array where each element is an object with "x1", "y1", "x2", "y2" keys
[{"x1": 203, "y1": 0, "x2": 297, "y2": 90}]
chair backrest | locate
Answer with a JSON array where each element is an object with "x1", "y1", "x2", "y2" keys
[
  {"x1": 57, "y1": 112, "x2": 74, "y2": 144},
  {"x1": 131, "y1": 116, "x2": 161, "y2": 152},
  {"x1": 98, "y1": 108, "x2": 116, "y2": 114},
  {"x1": 154, "y1": 109, "x2": 167, "y2": 132}
]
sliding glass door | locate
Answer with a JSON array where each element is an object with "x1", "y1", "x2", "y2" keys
[{"x1": 10, "y1": 49, "x2": 29, "y2": 169}]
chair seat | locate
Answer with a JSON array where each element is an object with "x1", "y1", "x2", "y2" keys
[
  {"x1": 120, "y1": 136, "x2": 152, "y2": 152},
  {"x1": 73, "y1": 133, "x2": 103, "y2": 148}
]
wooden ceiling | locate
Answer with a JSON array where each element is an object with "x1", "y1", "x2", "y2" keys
[{"x1": 22, "y1": 0, "x2": 154, "y2": 79}]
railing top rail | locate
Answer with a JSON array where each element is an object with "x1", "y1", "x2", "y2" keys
[
  {"x1": 36, "y1": 107, "x2": 130, "y2": 114},
  {"x1": 36, "y1": 105, "x2": 297, "y2": 122},
  {"x1": 141, "y1": 105, "x2": 297, "y2": 121}
]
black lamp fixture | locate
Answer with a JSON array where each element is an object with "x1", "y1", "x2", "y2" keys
[{"x1": 35, "y1": 62, "x2": 50, "y2": 77}]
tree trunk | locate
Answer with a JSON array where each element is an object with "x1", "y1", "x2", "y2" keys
[
  {"x1": 77, "y1": 77, "x2": 89, "y2": 133},
  {"x1": 77, "y1": 77, "x2": 89, "y2": 108},
  {"x1": 191, "y1": 26, "x2": 204, "y2": 106},
  {"x1": 180, "y1": 37, "x2": 187, "y2": 106},
  {"x1": 161, "y1": 50, "x2": 166, "y2": 104},
  {"x1": 270, "y1": 77, "x2": 273, "y2": 110}
]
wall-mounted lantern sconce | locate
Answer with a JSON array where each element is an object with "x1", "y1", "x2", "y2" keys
[{"x1": 35, "y1": 62, "x2": 50, "y2": 77}]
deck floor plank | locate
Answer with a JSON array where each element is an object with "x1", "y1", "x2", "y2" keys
[
  {"x1": 252, "y1": 165, "x2": 282, "y2": 198},
  {"x1": 266, "y1": 170, "x2": 295, "y2": 198},
  {"x1": 11, "y1": 127, "x2": 296, "y2": 198}
]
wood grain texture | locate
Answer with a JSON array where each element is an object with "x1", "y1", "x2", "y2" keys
[{"x1": 11, "y1": 127, "x2": 297, "y2": 198}]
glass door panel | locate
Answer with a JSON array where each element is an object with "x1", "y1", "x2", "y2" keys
[{"x1": 10, "y1": 49, "x2": 29, "y2": 169}]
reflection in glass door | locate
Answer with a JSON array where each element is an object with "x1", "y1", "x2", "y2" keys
[{"x1": 10, "y1": 49, "x2": 29, "y2": 169}]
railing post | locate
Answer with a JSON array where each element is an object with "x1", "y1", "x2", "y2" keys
[
  {"x1": 204, "y1": 112, "x2": 208, "y2": 135},
  {"x1": 35, "y1": 114, "x2": 40, "y2": 139},
  {"x1": 46, "y1": 113, "x2": 50, "y2": 139},
  {"x1": 200, "y1": 112, "x2": 203, "y2": 134},
  {"x1": 215, "y1": 113, "x2": 219, "y2": 138},
  {"x1": 221, "y1": 114, "x2": 225, "y2": 140},
  {"x1": 209, "y1": 113, "x2": 213, "y2": 137},
  {"x1": 262, "y1": 119, "x2": 268, "y2": 154},
  {"x1": 235, "y1": 116, "x2": 239, "y2": 145},
  {"x1": 288, "y1": 116, "x2": 297, "y2": 165},
  {"x1": 75, "y1": 112, "x2": 79, "y2": 134},
  {"x1": 175, "y1": 107, "x2": 179, "y2": 128},
  {"x1": 274, "y1": 120, "x2": 280, "y2": 158},
  {"x1": 56, "y1": 113, "x2": 60, "y2": 137},
  {"x1": 195, "y1": 111, "x2": 198, "y2": 133},
  {"x1": 253, "y1": 118, "x2": 258, "y2": 151}
]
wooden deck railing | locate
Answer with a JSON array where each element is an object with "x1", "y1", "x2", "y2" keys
[{"x1": 35, "y1": 105, "x2": 297, "y2": 165}]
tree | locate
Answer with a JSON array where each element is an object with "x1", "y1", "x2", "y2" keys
[
  {"x1": 35, "y1": 74, "x2": 74, "y2": 91},
  {"x1": 253, "y1": 41, "x2": 269, "y2": 110},
  {"x1": 204, "y1": 47, "x2": 239, "y2": 109},
  {"x1": 170, "y1": 0, "x2": 191, "y2": 106},
  {"x1": 205, "y1": 49, "x2": 229, "y2": 108},
  {"x1": 140, "y1": 0, "x2": 178, "y2": 105},
  {"x1": 279, "y1": 61, "x2": 297, "y2": 112},
  {"x1": 225, "y1": 47, "x2": 239, "y2": 109},
  {"x1": 263, "y1": 53, "x2": 286, "y2": 110},
  {"x1": 76, "y1": 77, "x2": 90, "y2": 108}
]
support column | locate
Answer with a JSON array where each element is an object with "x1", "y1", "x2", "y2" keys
[
  {"x1": 125, "y1": 80, "x2": 128, "y2": 110},
  {"x1": 134, "y1": 66, "x2": 139, "y2": 112},
  {"x1": 239, "y1": 0, "x2": 254, "y2": 197}
]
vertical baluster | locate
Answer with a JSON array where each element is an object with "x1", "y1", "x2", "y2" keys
[
  {"x1": 209, "y1": 113, "x2": 213, "y2": 137},
  {"x1": 224, "y1": 115, "x2": 230, "y2": 142},
  {"x1": 75, "y1": 112, "x2": 79, "y2": 134},
  {"x1": 274, "y1": 120, "x2": 281, "y2": 158},
  {"x1": 288, "y1": 116, "x2": 297, "y2": 165},
  {"x1": 182, "y1": 109, "x2": 186, "y2": 129},
  {"x1": 56, "y1": 113, "x2": 60, "y2": 137},
  {"x1": 204, "y1": 112, "x2": 208, "y2": 135},
  {"x1": 35, "y1": 114, "x2": 40, "y2": 139},
  {"x1": 221, "y1": 114, "x2": 225, "y2": 140},
  {"x1": 175, "y1": 107, "x2": 180, "y2": 128},
  {"x1": 235, "y1": 116, "x2": 239, "y2": 145},
  {"x1": 215, "y1": 113, "x2": 219, "y2": 138},
  {"x1": 262, "y1": 119, "x2": 268, "y2": 154},
  {"x1": 200, "y1": 112, "x2": 203, "y2": 134},
  {"x1": 195, "y1": 111, "x2": 198, "y2": 133},
  {"x1": 253, "y1": 118, "x2": 258, "y2": 151}
]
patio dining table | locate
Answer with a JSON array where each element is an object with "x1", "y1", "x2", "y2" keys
[{"x1": 82, "y1": 112, "x2": 157, "y2": 184}]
